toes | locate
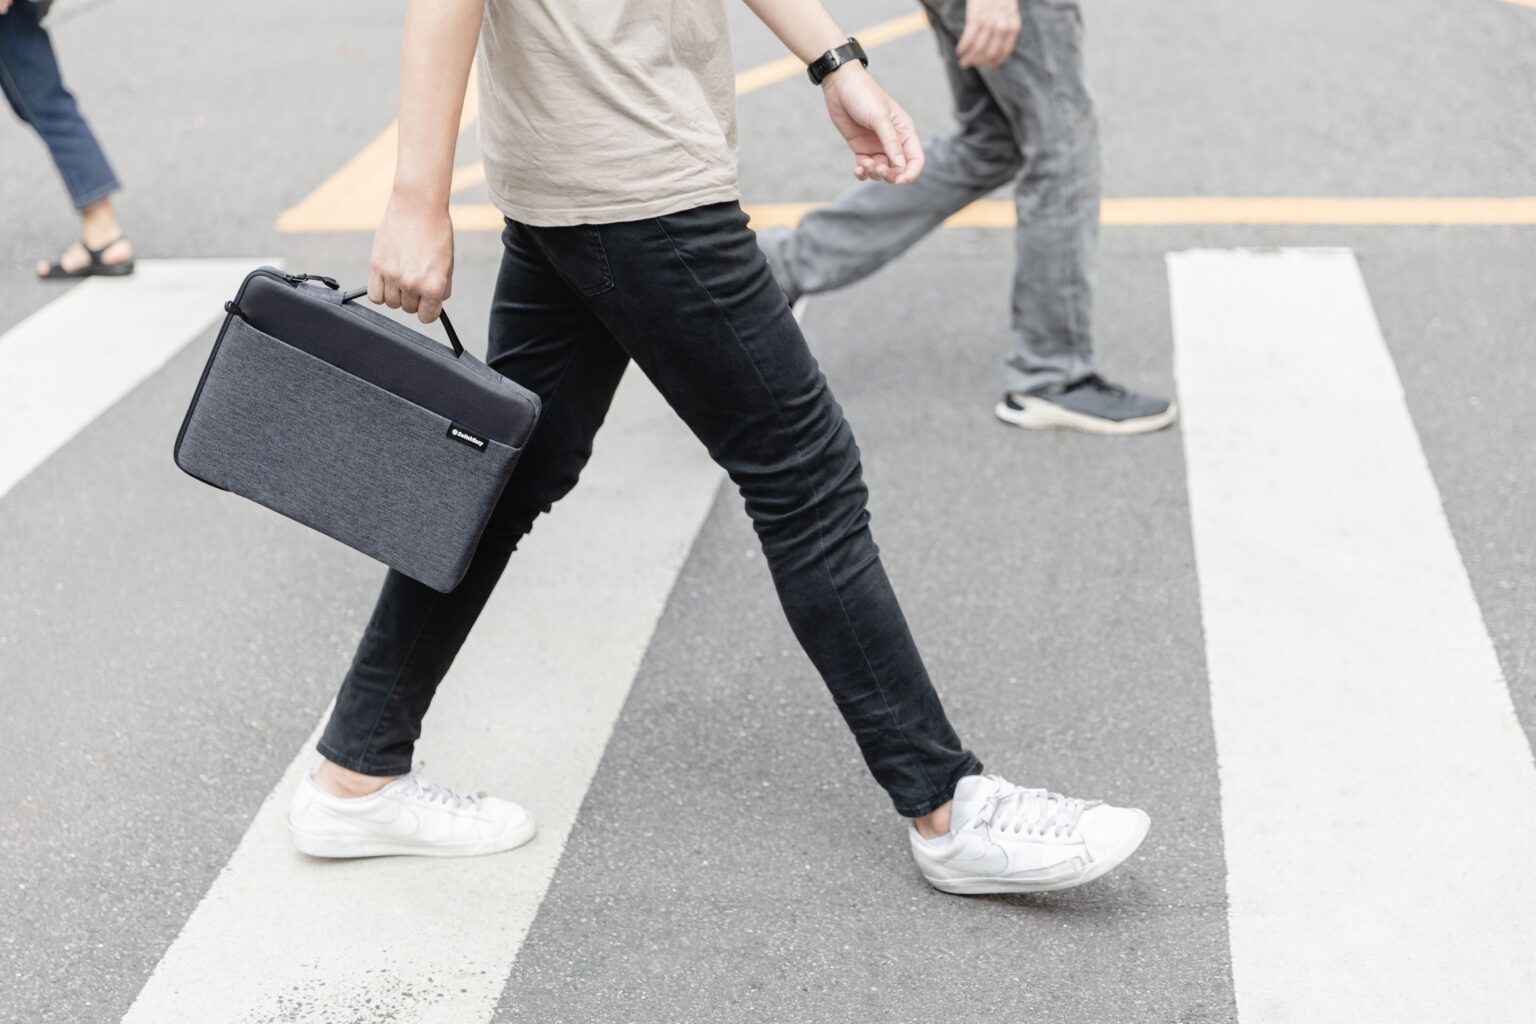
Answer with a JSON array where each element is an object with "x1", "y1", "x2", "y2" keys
[{"x1": 60, "y1": 243, "x2": 88, "y2": 273}]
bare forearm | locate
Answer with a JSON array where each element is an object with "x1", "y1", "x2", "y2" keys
[
  {"x1": 745, "y1": 0, "x2": 924, "y2": 185},
  {"x1": 392, "y1": 0, "x2": 484, "y2": 207},
  {"x1": 369, "y1": 0, "x2": 481, "y2": 321},
  {"x1": 740, "y1": 0, "x2": 847, "y2": 63}
]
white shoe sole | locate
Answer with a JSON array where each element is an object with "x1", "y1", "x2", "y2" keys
[
  {"x1": 994, "y1": 396, "x2": 1178, "y2": 436},
  {"x1": 922, "y1": 810, "x2": 1151, "y2": 895},
  {"x1": 289, "y1": 815, "x2": 538, "y2": 859}
]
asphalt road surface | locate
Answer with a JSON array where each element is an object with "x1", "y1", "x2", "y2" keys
[{"x1": 3, "y1": 1, "x2": 1536, "y2": 1022}]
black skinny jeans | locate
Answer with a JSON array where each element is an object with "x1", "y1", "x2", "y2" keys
[{"x1": 318, "y1": 201, "x2": 980, "y2": 817}]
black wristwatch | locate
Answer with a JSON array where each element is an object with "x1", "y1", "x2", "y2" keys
[{"x1": 807, "y1": 37, "x2": 868, "y2": 86}]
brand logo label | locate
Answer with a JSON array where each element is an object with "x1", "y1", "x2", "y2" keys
[{"x1": 446, "y1": 423, "x2": 487, "y2": 452}]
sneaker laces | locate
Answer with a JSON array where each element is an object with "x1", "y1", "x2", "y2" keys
[
  {"x1": 399, "y1": 772, "x2": 482, "y2": 811},
  {"x1": 968, "y1": 775, "x2": 1087, "y2": 839}
]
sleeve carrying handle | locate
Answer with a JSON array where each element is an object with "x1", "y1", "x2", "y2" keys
[{"x1": 340, "y1": 286, "x2": 465, "y2": 358}]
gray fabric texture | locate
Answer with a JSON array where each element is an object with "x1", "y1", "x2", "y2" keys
[
  {"x1": 758, "y1": 0, "x2": 1100, "y2": 393},
  {"x1": 176, "y1": 317, "x2": 520, "y2": 592}
]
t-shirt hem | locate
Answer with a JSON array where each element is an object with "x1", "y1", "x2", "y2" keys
[{"x1": 486, "y1": 182, "x2": 743, "y2": 228}]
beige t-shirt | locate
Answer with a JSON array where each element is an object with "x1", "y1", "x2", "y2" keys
[{"x1": 476, "y1": 0, "x2": 741, "y2": 227}]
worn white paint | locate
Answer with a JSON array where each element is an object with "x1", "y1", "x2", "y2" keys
[
  {"x1": 119, "y1": 371, "x2": 724, "y2": 1024},
  {"x1": 0, "y1": 259, "x2": 269, "y2": 500},
  {"x1": 1170, "y1": 247, "x2": 1536, "y2": 1024}
]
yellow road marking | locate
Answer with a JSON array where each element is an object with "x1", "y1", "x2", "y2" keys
[
  {"x1": 278, "y1": 12, "x2": 933, "y2": 232},
  {"x1": 279, "y1": 10, "x2": 1536, "y2": 235},
  {"x1": 449, "y1": 160, "x2": 486, "y2": 194},
  {"x1": 740, "y1": 196, "x2": 1536, "y2": 229},
  {"x1": 734, "y1": 10, "x2": 928, "y2": 94},
  {"x1": 275, "y1": 67, "x2": 481, "y2": 233},
  {"x1": 438, "y1": 197, "x2": 1536, "y2": 231},
  {"x1": 1498, "y1": 0, "x2": 1536, "y2": 9}
]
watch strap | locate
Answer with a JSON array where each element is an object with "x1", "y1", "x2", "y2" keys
[{"x1": 807, "y1": 37, "x2": 869, "y2": 86}]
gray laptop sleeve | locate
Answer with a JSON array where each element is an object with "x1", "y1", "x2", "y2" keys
[{"x1": 175, "y1": 267, "x2": 541, "y2": 592}]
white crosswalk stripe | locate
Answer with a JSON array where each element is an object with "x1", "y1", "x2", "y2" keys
[
  {"x1": 116, "y1": 371, "x2": 724, "y2": 1023},
  {"x1": 3, "y1": 248, "x2": 1530, "y2": 1023},
  {"x1": 0, "y1": 259, "x2": 273, "y2": 501},
  {"x1": 1170, "y1": 248, "x2": 1536, "y2": 1024}
]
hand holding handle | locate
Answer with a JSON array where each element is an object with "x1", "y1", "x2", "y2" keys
[{"x1": 341, "y1": 287, "x2": 464, "y2": 357}]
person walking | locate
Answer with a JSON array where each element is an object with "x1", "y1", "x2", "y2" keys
[
  {"x1": 757, "y1": 0, "x2": 1175, "y2": 436},
  {"x1": 283, "y1": 0, "x2": 1150, "y2": 896},
  {"x1": 0, "y1": 0, "x2": 135, "y2": 279}
]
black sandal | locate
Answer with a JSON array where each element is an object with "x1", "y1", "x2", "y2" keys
[{"x1": 37, "y1": 236, "x2": 136, "y2": 280}]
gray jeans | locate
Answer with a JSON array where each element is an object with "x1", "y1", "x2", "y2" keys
[{"x1": 758, "y1": 0, "x2": 1100, "y2": 393}]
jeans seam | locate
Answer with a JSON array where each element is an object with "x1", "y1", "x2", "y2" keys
[
  {"x1": 1019, "y1": 0, "x2": 1093, "y2": 358},
  {"x1": 351, "y1": 587, "x2": 444, "y2": 769},
  {"x1": 653, "y1": 214, "x2": 943, "y2": 801},
  {"x1": 341, "y1": 346, "x2": 586, "y2": 773},
  {"x1": 487, "y1": 265, "x2": 593, "y2": 441},
  {"x1": 341, "y1": 308, "x2": 590, "y2": 771},
  {"x1": 576, "y1": 227, "x2": 615, "y2": 296},
  {"x1": 0, "y1": 59, "x2": 37, "y2": 127},
  {"x1": 332, "y1": 225, "x2": 598, "y2": 774}
]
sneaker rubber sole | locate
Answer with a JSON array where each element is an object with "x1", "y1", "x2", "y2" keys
[
  {"x1": 922, "y1": 809, "x2": 1151, "y2": 895},
  {"x1": 289, "y1": 816, "x2": 538, "y2": 859},
  {"x1": 994, "y1": 396, "x2": 1178, "y2": 436}
]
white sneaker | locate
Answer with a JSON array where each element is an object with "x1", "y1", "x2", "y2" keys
[
  {"x1": 287, "y1": 770, "x2": 536, "y2": 859},
  {"x1": 909, "y1": 774, "x2": 1149, "y2": 894}
]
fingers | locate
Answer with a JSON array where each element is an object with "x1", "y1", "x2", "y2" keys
[
  {"x1": 955, "y1": 19, "x2": 982, "y2": 66},
  {"x1": 892, "y1": 110, "x2": 925, "y2": 185},
  {"x1": 367, "y1": 207, "x2": 454, "y2": 321},
  {"x1": 956, "y1": 21, "x2": 992, "y2": 67},
  {"x1": 415, "y1": 275, "x2": 447, "y2": 323},
  {"x1": 362, "y1": 265, "x2": 446, "y2": 323},
  {"x1": 387, "y1": 276, "x2": 448, "y2": 322},
  {"x1": 869, "y1": 110, "x2": 907, "y2": 183},
  {"x1": 860, "y1": 105, "x2": 924, "y2": 186},
  {"x1": 957, "y1": 17, "x2": 1019, "y2": 68},
  {"x1": 973, "y1": 24, "x2": 1014, "y2": 67},
  {"x1": 992, "y1": 20, "x2": 1022, "y2": 66},
  {"x1": 971, "y1": 25, "x2": 1004, "y2": 68},
  {"x1": 858, "y1": 154, "x2": 895, "y2": 182}
]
